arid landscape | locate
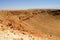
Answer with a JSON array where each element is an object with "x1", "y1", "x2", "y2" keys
[{"x1": 0, "y1": 9, "x2": 60, "y2": 40}]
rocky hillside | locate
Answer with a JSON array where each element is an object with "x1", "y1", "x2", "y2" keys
[{"x1": 0, "y1": 9, "x2": 60, "y2": 40}]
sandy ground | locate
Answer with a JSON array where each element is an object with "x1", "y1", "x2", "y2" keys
[{"x1": 0, "y1": 10, "x2": 60, "y2": 40}]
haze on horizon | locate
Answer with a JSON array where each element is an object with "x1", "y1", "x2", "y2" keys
[{"x1": 0, "y1": 0, "x2": 60, "y2": 10}]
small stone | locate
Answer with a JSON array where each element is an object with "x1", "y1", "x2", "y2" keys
[{"x1": 7, "y1": 23, "x2": 12, "y2": 26}]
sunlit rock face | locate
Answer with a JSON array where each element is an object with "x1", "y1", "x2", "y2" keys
[
  {"x1": 0, "y1": 24, "x2": 60, "y2": 40},
  {"x1": 0, "y1": 24, "x2": 48, "y2": 40},
  {"x1": 0, "y1": 10, "x2": 60, "y2": 40}
]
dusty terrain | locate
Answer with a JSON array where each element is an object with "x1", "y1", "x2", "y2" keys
[{"x1": 0, "y1": 9, "x2": 60, "y2": 40}]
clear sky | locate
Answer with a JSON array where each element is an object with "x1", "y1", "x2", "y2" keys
[{"x1": 0, "y1": 0, "x2": 60, "y2": 10}]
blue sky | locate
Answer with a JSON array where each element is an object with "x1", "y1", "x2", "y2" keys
[{"x1": 0, "y1": 0, "x2": 60, "y2": 10}]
